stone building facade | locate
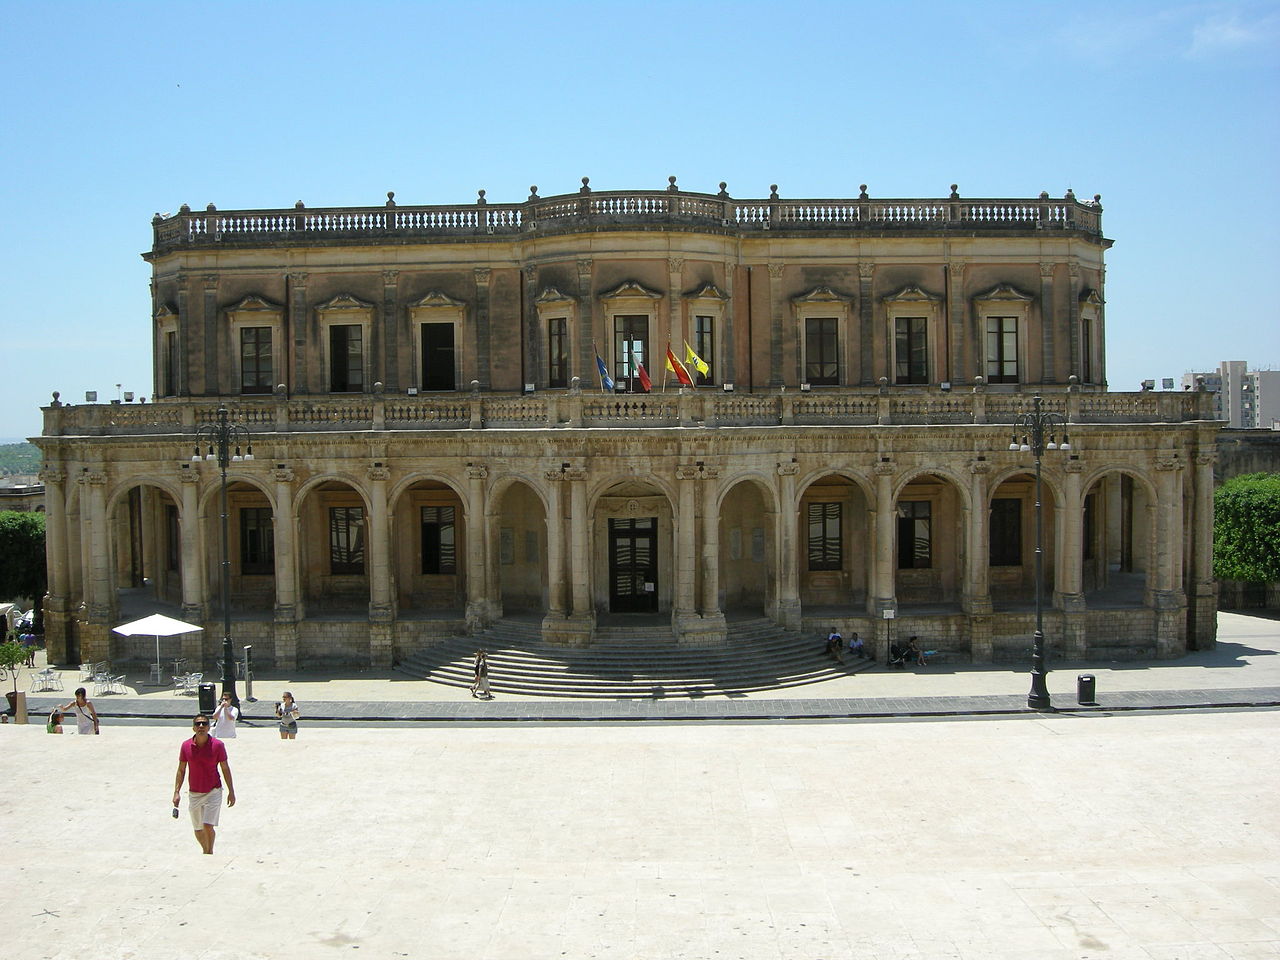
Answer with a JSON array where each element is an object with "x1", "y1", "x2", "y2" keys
[{"x1": 35, "y1": 180, "x2": 1220, "y2": 669}]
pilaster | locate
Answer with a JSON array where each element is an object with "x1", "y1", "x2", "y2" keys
[
  {"x1": 202, "y1": 275, "x2": 219, "y2": 395},
  {"x1": 858, "y1": 262, "x2": 874, "y2": 385},
  {"x1": 473, "y1": 268, "x2": 492, "y2": 390},
  {"x1": 289, "y1": 273, "x2": 309, "y2": 393},
  {"x1": 773, "y1": 459, "x2": 801, "y2": 629},
  {"x1": 767, "y1": 262, "x2": 784, "y2": 387},
  {"x1": 381, "y1": 270, "x2": 399, "y2": 392},
  {"x1": 1039, "y1": 261, "x2": 1057, "y2": 382}
]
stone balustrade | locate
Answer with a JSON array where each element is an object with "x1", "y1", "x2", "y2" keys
[
  {"x1": 42, "y1": 386, "x2": 1213, "y2": 438},
  {"x1": 150, "y1": 183, "x2": 1104, "y2": 252}
]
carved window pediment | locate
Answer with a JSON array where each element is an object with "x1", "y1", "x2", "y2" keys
[
  {"x1": 882, "y1": 284, "x2": 941, "y2": 304},
  {"x1": 227, "y1": 294, "x2": 283, "y2": 315},
  {"x1": 792, "y1": 285, "x2": 851, "y2": 305},
  {"x1": 1079, "y1": 288, "x2": 1103, "y2": 307},
  {"x1": 599, "y1": 280, "x2": 662, "y2": 302},
  {"x1": 410, "y1": 290, "x2": 466, "y2": 309},
  {"x1": 535, "y1": 286, "x2": 576, "y2": 305},
  {"x1": 316, "y1": 293, "x2": 375, "y2": 313},
  {"x1": 154, "y1": 302, "x2": 179, "y2": 320},
  {"x1": 683, "y1": 283, "x2": 729, "y2": 302},
  {"x1": 973, "y1": 283, "x2": 1034, "y2": 304}
]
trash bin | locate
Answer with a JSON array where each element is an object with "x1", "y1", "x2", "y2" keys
[
  {"x1": 1077, "y1": 673, "x2": 1096, "y2": 704},
  {"x1": 197, "y1": 682, "x2": 217, "y2": 714}
]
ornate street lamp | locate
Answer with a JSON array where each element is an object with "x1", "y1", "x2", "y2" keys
[
  {"x1": 193, "y1": 407, "x2": 253, "y2": 706},
  {"x1": 1009, "y1": 396, "x2": 1069, "y2": 711}
]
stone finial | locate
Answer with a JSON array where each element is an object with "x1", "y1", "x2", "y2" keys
[
  {"x1": 1196, "y1": 375, "x2": 1207, "y2": 392},
  {"x1": 295, "y1": 200, "x2": 306, "y2": 209},
  {"x1": 859, "y1": 184, "x2": 869, "y2": 200},
  {"x1": 206, "y1": 202, "x2": 217, "y2": 212},
  {"x1": 1093, "y1": 194, "x2": 1103, "y2": 207},
  {"x1": 179, "y1": 203, "x2": 191, "y2": 214},
  {"x1": 769, "y1": 184, "x2": 779, "y2": 200},
  {"x1": 1040, "y1": 191, "x2": 1050, "y2": 200},
  {"x1": 470, "y1": 379, "x2": 481, "y2": 395},
  {"x1": 386, "y1": 191, "x2": 396, "y2": 207},
  {"x1": 477, "y1": 189, "x2": 486, "y2": 205},
  {"x1": 580, "y1": 177, "x2": 591, "y2": 194},
  {"x1": 973, "y1": 375, "x2": 985, "y2": 386},
  {"x1": 949, "y1": 184, "x2": 959, "y2": 199},
  {"x1": 528, "y1": 185, "x2": 539, "y2": 200},
  {"x1": 152, "y1": 214, "x2": 162, "y2": 224},
  {"x1": 1064, "y1": 188, "x2": 1075, "y2": 201},
  {"x1": 274, "y1": 383, "x2": 287, "y2": 396},
  {"x1": 50, "y1": 391, "x2": 61, "y2": 407},
  {"x1": 373, "y1": 381, "x2": 385, "y2": 395},
  {"x1": 667, "y1": 175, "x2": 678, "y2": 192},
  {"x1": 717, "y1": 181, "x2": 729, "y2": 198},
  {"x1": 1068, "y1": 374, "x2": 1080, "y2": 392},
  {"x1": 878, "y1": 376, "x2": 889, "y2": 395}
]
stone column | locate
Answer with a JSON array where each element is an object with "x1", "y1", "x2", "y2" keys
[
  {"x1": 947, "y1": 260, "x2": 967, "y2": 382},
  {"x1": 858, "y1": 262, "x2": 875, "y2": 384},
  {"x1": 367, "y1": 464, "x2": 393, "y2": 667},
  {"x1": 473, "y1": 268, "x2": 492, "y2": 390},
  {"x1": 873, "y1": 462, "x2": 898, "y2": 661},
  {"x1": 773, "y1": 460, "x2": 801, "y2": 629},
  {"x1": 576, "y1": 260, "x2": 594, "y2": 391},
  {"x1": 964, "y1": 460, "x2": 993, "y2": 661},
  {"x1": 272, "y1": 466, "x2": 299, "y2": 671},
  {"x1": 39, "y1": 469, "x2": 71, "y2": 663},
  {"x1": 700, "y1": 468, "x2": 722, "y2": 619},
  {"x1": 202, "y1": 275, "x2": 219, "y2": 394},
  {"x1": 767, "y1": 263, "x2": 784, "y2": 387},
  {"x1": 1039, "y1": 261, "x2": 1057, "y2": 382},
  {"x1": 464, "y1": 464, "x2": 489, "y2": 633},
  {"x1": 381, "y1": 270, "x2": 399, "y2": 392},
  {"x1": 1153, "y1": 457, "x2": 1187, "y2": 657},
  {"x1": 562, "y1": 464, "x2": 595, "y2": 645},
  {"x1": 667, "y1": 258, "x2": 683, "y2": 366},
  {"x1": 1057, "y1": 460, "x2": 1088, "y2": 658},
  {"x1": 542, "y1": 470, "x2": 567, "y2": 626},
  {"x1": 289, "y1": 273, "x2": 309, "y2": 393},
  {"x1": 1187, "y1": 450, "x2": 1218, "y2": 649},
  {"x1": 79, "y1": 471, "x2": 112, "y2": 663}
]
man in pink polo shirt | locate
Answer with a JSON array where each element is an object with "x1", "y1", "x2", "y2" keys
[{"x1": 172, "y1": 713, "x2": 237, "y2": 854}]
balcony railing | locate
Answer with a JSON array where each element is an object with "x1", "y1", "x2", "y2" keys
[
  {"x1": 151, "y1": 184, "x2": 1104, "y2": 252},
  {"x1": 41, "y1": 386, "x2": 1213, "y2": 439}
]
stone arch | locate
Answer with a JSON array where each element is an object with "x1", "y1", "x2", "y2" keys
[
  {"x1": 392, "y1": 474, "x2": 467, "y2": 617},
  {"x1": 719, "y1": 475, "x2": 778, "y2": 616},
  {"x1": 489, "y1": 477, "x2": 548, "y2": 615},
  {"x1": 104, "y1": 477, "x2": 185, "y2": 625},
  {"x1": 894, "y1": 470, "x2": 968, "y2": 606},
  {"x1": 590, "y1": 476, "x2": 676, "y2": 615},
  {"x1": 1079, "y1": 464, "x2": 1159, "y2": 606},
  {"x1": 195, "y1": 475, "x2": 279, "y2": 615},
  {"x1": 296, "y1": 478, "x2": 373, "y2": 616},
  {"x1": 796, "y1": 470, "x2": 873, "y2": 610}
]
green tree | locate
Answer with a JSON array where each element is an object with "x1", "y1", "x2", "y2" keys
[
  {"x1": 1214, "y1": 473, "x2": 1280, "y2": 583},
  {"x1": 0, "y1": 640, "x2": 26, "y2": 697},
  {"x1": 0, "y1": 511, "x2": 46, "y2": 632}
]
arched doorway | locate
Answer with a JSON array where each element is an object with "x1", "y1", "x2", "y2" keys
[
  {"x1": 391, "y1": 478, "x2": 466, "y2": 617},
  {"x1": 798, "y1": 473, "x2": 871, "y2": 612},
  {"x1": 492, "y1": 479, "x2": 547, "y2": 614},
  {"x1": 297, "y1": 479, "x2": 370, "y2": 616},
  {"x1": 591, "y1": 480, "x2": 674, "y2": 616},
  {"x1": 894, "y1": 472, "x2": 965, "y2": 607},
  {"x1": 107, "y1": 480, "x2": 183, "y2": 620},
  {"x1": 719, "y1": 478, "x2": 776, "y2": 617},
  {"x1": 1082, "y1": 470, "x2": 1154, "y2": 607},
  {"x1": 988, "y1": 471, "x2": 1059, "y2": 610}
]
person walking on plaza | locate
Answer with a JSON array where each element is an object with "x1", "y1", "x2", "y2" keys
[
  {"x1": 275, "y1": 691, "x2": 300, "y2": 739},
  {"x1": 212, "y1": 692, "x2": 238, "y2": 739},
  {"x1": 58, "y1": 687, "x2": 99, "y2": 735},
  {"x1": 470, "y1": 650, "x2": 491, "y2": 699},
  {"x1": 172, "y1": 713, "x2": 236, "y2": 855}
]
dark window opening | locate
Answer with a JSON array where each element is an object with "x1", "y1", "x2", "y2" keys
[
  {"x1": 897, "y1": 501, "x2": 932, "y2": 569},
  {"x1": 694, "y1": 315, "x2": 714, "y2": 385},
  {"x1": 421, "y1": 505, "x2": 457, "y2": 575},
  {"x1": 329, "y1": 324, "x2": 364, "y2": 392},
  {"x1": 989, "y1": 498, "x2": 1022, "y2": 566},
  {"x1": 240, "y1": 507, "x2": 275, "y2": 575},
  {"x1": 240, "y1": 327, "x2": 272, "y2": 394},
  {"x1": 895, "y1": 316, "x2": 929, "y2": 384},
  {"x1": 421, "y1": 322, "x2": 456, "y2": 391},
  {"x1": 985, "y1": 317, "x2": 1019, "y2": 384},
  {"x1": 613, "y1": 315, "x2": 649, "y2": 392},
  {"x1": 807, "y1": 501, "x2": 842, "y2": 570},
  {"x1": 329, "y1": 506, "x2": 365, "y2": 575},
  {"x1": 805, "y1": 317, "x2": 839, "y2": 385},
  {"x1": 548, "y1": 318, "x2": 567, "y2": 388}
]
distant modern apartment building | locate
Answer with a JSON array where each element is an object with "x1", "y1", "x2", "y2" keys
[{"x1": 1182, "y1": 362, "x2": 1280, "y2": 429}]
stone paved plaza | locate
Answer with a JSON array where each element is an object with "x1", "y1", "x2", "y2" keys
[{"x1": 4, "y1": 708, "x2": 1278, "y2": 959}]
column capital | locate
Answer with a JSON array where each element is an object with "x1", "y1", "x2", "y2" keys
[
  {"x1": 667, "y1": 257, "x2": 684, "y2": 273},
  {"x1": 767, "y1": 262, "x2": 785, "y2": 280},
  {"x1": 858, "y1": 261, "x2": 875, "y2": 281},
  {"x1": 1039, "y1": 261, "x2": 1057, "y2": 278},
  {"x1": 78, "y1": 471, "x2": 107, "y2": 486},
  {"x1": 1195, "y1": 452, "x2": 1217, "y2": 467},
  {"x1": 873, "y1": 461, "x2": 895, "y2": 477},
  {"x1": 473, "y1": 267, "x2": 492, "y2": 285},
  {"x1": 968, "y1": 459, "x2": 991, "y2": 475},
  {"x1": 273, "y1": 466, "x2": 295, "y2": 483},
  {"x1": 288, "y1": 272, "x2": 308, "y2": 286},
  {"x1": 577, "y1": 258, "x2": 593, "y2": 276},
  {"x1": 367, "y1": 465, "x2": 390, "y2": 483},
  {"x1": 382, "y1": 270, "x2": 399, "y2": 287},
  {"x1": 202, "y1": 274, "x2": 219, "y2": 291},
  {"x1": 467, "y1": 465, "x2": 489, "y2": 481},
  {"x1": 1155, "y1": 457, "x2": 1184, "y2": 472},
  {"x1": 1064, "y1": 459, "x2": 1085, "y2": 474},
  {"x1": 776, "y1": 461, "x2": 799, "y2": 477},
  {"x1": 38, "y1": 468, "x2": 66, "y2": 485},
  {"x1": 179, "y1": 467, "x2": 200, "y2": 484}
]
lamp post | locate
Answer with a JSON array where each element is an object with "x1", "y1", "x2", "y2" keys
[
  {"x1": 193, "y1": 407, "x2": 253, "y2": 706},
  {"x1": 1010, "y1": 395, "x2": 1069, "y2": 711}
]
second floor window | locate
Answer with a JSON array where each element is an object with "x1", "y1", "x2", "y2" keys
[
  {"x1": 329, "y1": 506, "x2": 365, "y2": 575},
  {"x1": 694, "y1": 315, "x2": 714, "y2": 385},
  {"x1": 895, "y1": 317, "x2": 929, "y2": 384},
  {"x1": 986, "y1": 317, "x2": 1019, "y2": 384},
  {"x1": 240, "y1": 327, "x2": 272, "y2": 394},
  {"x1": 240, "y1": 507, "x2": 275, "y2": 575},
  {"x1": 548, "y1": 318, "x2": 567, "y2": 388},
  {"x1": 614, "y1": 315, "x2": 648, "y2": 391},
  {"x1": 163, "y1": 331, "x2": 179, "y2": 397},
  {"x1": 805, "y1": 317, "x2": 839, "y2": 385},
  {"x1": 329, "y1": 324, "x2": 364, "y2": 392}
]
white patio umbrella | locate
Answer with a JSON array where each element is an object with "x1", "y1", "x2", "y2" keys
[{"x1": 112, "y1": 613, "x2": 203, "y2": 680}]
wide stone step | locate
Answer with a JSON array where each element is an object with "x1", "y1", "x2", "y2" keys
[{"x1": 393, "y1": 617, "x2": 873, "y2": 698}]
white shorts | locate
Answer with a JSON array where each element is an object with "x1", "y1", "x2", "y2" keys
[{"x1": 188, "y1": 788, "x2": 223, "y2": 828}]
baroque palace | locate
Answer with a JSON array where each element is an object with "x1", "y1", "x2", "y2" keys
[{"x1": 35, "y1": 179, "x2": 1220, "y2": 669}]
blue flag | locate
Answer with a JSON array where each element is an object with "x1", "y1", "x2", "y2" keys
[{"x1": 596, "y1": 354, "x2": 615, "y2": 392}]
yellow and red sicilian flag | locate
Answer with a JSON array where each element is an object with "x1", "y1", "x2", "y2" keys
[
  {"x1": 665, "y1": 346, "x2": 695, "y2": 387},
  {"x1": 684, "y1": 341, "x2": 709, "y2": 378},
  {"x1": 636, "y1": 361, "x2": 653, "y2": 393}
]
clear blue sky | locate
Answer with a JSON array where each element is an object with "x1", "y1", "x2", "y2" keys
[{"x1": 2, "y1": 0, "x2": 1277, "y2": 441}]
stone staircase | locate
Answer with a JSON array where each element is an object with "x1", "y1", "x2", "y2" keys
[{"x1": 394, "y1": 616, "x2": 875, "y2": 698}]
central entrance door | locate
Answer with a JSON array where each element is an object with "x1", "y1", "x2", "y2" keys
[{"x1": 608, "y1": 517, "x2": 658, "y2": 612}]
